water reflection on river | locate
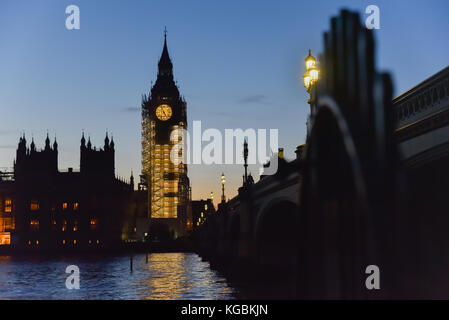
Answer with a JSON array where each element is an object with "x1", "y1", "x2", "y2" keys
[{"x1": 0, "y1": 253, "x2": 237, "y2": 299}]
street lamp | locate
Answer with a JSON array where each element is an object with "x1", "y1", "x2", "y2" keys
[
  {"x1": 221, "y1": 173, "x2": 226, "y2": 203},
  {"x1": 303, "y1": 49, "x2": 319, "y2": 95},
  {"x1": 210, "y1": 191, "x2": 214, "y2": 201},
  {"x1": 303, "y1": 49, "x2": 319, "y2": 137}
]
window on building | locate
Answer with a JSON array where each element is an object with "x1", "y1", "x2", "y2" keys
[
  {"x1": 73, "y1": 221, "x2": 78, "y2": 232},
  {"x1": 0, "y1": 217, "x2": 14, "y2": 232},
  {"x1": 62, "y1": 220, "x2": 67, "y2": 232},
  {"x1": 4, "y1": 199, "x2": 12, "y2": 213},
  {"x1": 0, "y1": 232, "x2": 10, "y2": 245},
  {"x1": 90, "y1": 219, "x2": 98, "y2": 231},
  {"x1": 62, "y1": 202, "x2": 68, "y2": 211},
  {"x1": 51, "y1": 219, "x2": 57, "y2": 231},
  {"x1": 30, "y1": 200, "x2": 39, "y2": 211},
  {"x1": 30, "y1": 220, "x2": 39, "y2": 231},
  {"x1": 73, "y1": 202, "x2": 79, "y2": 211}
]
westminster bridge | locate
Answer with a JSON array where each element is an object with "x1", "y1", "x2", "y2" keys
[{"x1": 193, "y1": 10, "x2": 449, "y2": 299}]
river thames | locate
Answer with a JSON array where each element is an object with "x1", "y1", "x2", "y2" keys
[{"x1": 0, "y1": 253, "x2": 237, "y2": 299}]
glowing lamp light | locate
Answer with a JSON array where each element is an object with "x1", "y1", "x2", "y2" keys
[
  {"x1": 220, "y1": 173, "x2": 226, "y2": 203},
  {"x1": 303, "y1": 49, "x2": 319, "y2": 93},
  {"x1": 221, "y1": 173, "x2": 226, "y2": 185},
  {"x1": 309, "y1": 67, "x2": 319, "y2": 82},
  {"x1": 303, "y1": 71, "x2": 311, "y2": 90},
  {"x1": 305, "y1": 51, "x2": 316, "y2": 70}
]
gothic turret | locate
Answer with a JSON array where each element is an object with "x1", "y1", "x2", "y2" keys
[
  {"x1": 30, "y1": 138, "x2": 36, "y2": 153},
  {"x1": 80, "y1": 136, "x2": 115, "y2": 178},
  {"x1": 16, "y1": 134, "x2": 27, "y2": 162},
  {"x1": 81, "y1": 132, "x2": 86, "y2": 148},
  {"x1": 104, "y1": 132, "x2": 110, "y2": 150},
  {"x1": 15, "y1": 134, "x2": 58, "y2": 178},
  {"x1": 45, "y1": 133, "x2": 51, "y2": 151}
]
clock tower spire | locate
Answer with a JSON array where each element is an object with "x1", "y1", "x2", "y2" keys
[
  {"x1": 151, "y1": 28, "x2": 180, "y2": 100},
  {"x1": 141, "y1": 30, "x2": 190, "y2": 239},
  {"x1": 158, "y1": 27, "x2": 173, "y2": 78}
]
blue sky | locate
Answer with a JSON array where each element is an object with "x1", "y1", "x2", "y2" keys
[{"x1": 0, "y1": 0, "x2": 448, "y2": 203}]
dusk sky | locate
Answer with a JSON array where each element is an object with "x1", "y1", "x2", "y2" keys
[{"x1": 1, "y1": 0, "x2": 448, "y2": 205}]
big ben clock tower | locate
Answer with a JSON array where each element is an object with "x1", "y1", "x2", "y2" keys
[{"x1": 141, "y1": 31, "x2": 190, "y2": 238}]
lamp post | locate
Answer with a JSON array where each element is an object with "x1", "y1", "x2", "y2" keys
[
  {"x1": 303, "y1": 49, "x2": 319, "y2": 103},
  {"x1": 302, "y1": 49, "x2": 319, "y2": 137},
  {"x1": 243, "y1": 139, "x2": 248, "y2": 184},
  {"x1": 221, "y1": 173, "x2": 226, "y2": 203}
]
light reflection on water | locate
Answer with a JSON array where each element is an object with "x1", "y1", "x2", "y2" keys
[{"x1": 0, "y1": 253, "x2": 237, "y2": 300}]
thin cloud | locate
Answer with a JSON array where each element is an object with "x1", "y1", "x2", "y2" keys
[
  {"x1": 122, "y1": 106, "x2": 140, "y2": 113},
  {"x1": 206, "y1": 111, "x2": 237, "y2": 118},
  {"x1": 238, "y1": 94, "x2": 270, "y2": 105},
  {"x1": 0, "y1": 144, "x2": 16, "y2": 149}
]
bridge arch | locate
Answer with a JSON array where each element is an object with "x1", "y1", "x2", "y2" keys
[
  {"x1": 225, "y1": 212, "x2": 240, "y2": 259},
  {"x1": 254, "y1": 198, "x2": 299, "y2": 271},
  {"x1": 298, "y1": 96, "x2": 376, "y2": 299}
]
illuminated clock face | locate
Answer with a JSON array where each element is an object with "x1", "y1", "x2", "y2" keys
[{"x1": 155, "y1": 104, "x2": 172, "y2": 121}]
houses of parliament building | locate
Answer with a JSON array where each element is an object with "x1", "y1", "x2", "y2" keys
[{"x1": 0, "y1": 134, "x2": 135, "y2": 250}]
